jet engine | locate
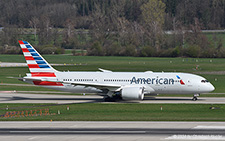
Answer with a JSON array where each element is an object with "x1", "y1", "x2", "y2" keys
[{"x1": 121, "y1": 87, "x2": 144, "y2": 100}]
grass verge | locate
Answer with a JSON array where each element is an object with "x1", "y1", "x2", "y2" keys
[{"x1": 0, "y1": 103, "x2": 224, "y2": 121}]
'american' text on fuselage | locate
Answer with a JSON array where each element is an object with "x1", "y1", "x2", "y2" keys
[{"x1": 130, "y1": 77, "x2": 175, "y2": 85}]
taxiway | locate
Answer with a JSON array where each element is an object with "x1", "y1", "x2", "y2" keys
[
  {"x1": 0, "y1": 121, "x2": 225, "y2": 141},
  {"x1": 0, "y1": 91, "x2": 225, "y2": 104}
]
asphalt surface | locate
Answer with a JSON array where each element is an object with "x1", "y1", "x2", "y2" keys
[
  {"x1": 0, "y1": 128, "x2": 224, "y2": 135},
  {"x1": 0, "y1": 91, "x2": 225, "y2": 104},
  {"x1": 0, "y1": 121, "x2": 225, "y2": 141},
  {"x1": 1, "y1": 92, "x2": 225, "y2": 140}
]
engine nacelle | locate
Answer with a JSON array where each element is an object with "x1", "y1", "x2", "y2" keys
[{"x1": 121, "y1": 87, "x2": 144, "y2": 100}]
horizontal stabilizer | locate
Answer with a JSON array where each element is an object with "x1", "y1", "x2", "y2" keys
[{"x1": 98, "y1": 68, "x2": 112, "y2": 72}]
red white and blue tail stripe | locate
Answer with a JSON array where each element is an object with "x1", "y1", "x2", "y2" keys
[{"x1": 18, "y1": 40, "x2": 58, "y2": 77}]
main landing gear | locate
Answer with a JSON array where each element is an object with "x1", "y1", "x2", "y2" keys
[
  {"x1": 103, "y1": 95, "x2": 122, "y2": 102},
  {"x1": 192, "y1": 94, "x2": 200, "y2": 101},
  {"x1": 103, "y1": 96, "x2": 114, "y2": 102}
]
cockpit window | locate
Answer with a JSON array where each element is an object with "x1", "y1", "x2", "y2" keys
[{"x1": 201, "y1": 80, "x2": 209, "y2": 83}]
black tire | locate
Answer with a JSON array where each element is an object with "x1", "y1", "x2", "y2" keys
[
  {"x1": 104, "y1": 95, "x2": 122, "y2": 102},
  {"x1": 104, "y1": 96, "x2": 112, "y2": 102},
  {"x1": 192, "y1": 97, "x2": 197, "y2": 101}
]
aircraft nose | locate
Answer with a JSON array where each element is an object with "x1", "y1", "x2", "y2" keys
[
  {"x1": 209, "y1": 83, "x2": 215, "y2": 92},
  {"x1": 200, "y1": 83, "x2": 215, "y2": 93}
]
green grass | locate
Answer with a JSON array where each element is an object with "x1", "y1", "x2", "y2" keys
[
  {"x1": 64, "y1": 49, "x2": 87, "y2": 54},
  {"x1": 202, "y1": 74, "x2": 225, "y2": 93},
  {"x1": 64, "y1": 49, "x2": 72, "y2": 54},
  {"x1": 205, "y1": 33, "x2": 225, "y2": 48},
  {"x1": 0, "y1": 103, "x2": 225, "y2": 121},
  {"x1": 0, "y1": 55, "x2": 26, "y2": 63},
  {"x1": 1, "y1": 55, "x2": 225, "y2": 93},
  {"x1": 0, "y1": 85, "x2": 56, "y2": 92},
  {"x1": 1, "y1": 55, "x2": 225, "y2": 72}
]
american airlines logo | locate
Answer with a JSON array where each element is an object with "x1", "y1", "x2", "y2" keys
[
  {"x1": 130, "y1": 77, "x2": 175, "y2": 85},
  {"x1": 176, "y1": 75, "x2": 185, "y2": 85}
]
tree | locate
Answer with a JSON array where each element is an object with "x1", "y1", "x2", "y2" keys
[
  {"x1": 88, "y1": 41, "x2": 104, "y2": 56},
  {"x1": 141, "y1": 0, "x2": 166, "y2": 51},
  {"x1": 0, "y1": 25, "x2": 19, "y2": 46},
  {"x1": 64, "y1": 19, "x2": 76, "y2": 40},
  {"x1": 210, "y1": 0, "x2": 225, "y2": 29},
  {"x1": 38, "y1": 15, "x2": 52, "y2": 45},
  {"x1": 141, "y1": 0, "x2": 166, "y2": 28},
  {"x1": 29, "y1": 17, "x2": 39, "y2": 45}
]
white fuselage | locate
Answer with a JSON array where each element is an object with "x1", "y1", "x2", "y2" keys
[
  {"x1": 29, "y1": 71, "x2": 215, "y2": 95},
  {"x1": 18, "y1": 40, "x2": 215, "y2": 100}
]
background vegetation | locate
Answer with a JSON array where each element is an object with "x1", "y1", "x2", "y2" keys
[{"x1": 0, "y1": 0, "x2": 224, "y2": 57}]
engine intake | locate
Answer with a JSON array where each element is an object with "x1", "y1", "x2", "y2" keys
[{"x1": 121, "y1": 87, "x2": 144, "y2": 100}]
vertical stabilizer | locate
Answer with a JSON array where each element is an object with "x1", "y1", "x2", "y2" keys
[{"x1": 18, "y1": 40, "x2": 58, "y2": 77}]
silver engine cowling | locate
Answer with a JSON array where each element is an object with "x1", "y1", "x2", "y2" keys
[{"x1": 121, "y1": 87, "x2": 144, "y2": 100}]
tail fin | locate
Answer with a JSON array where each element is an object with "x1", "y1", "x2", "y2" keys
[{"x1": 18, "y1": 40, "x2": 58, "y2": 77}]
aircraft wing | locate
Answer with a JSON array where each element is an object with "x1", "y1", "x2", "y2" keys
[
  {"x1": 16, "y1": 77, "x2": 122, "y2": 91},
  {"x1": 63, "y1": 81, "x2": 121, "y2": 91},
  {"x1": 11, "y1": 77, "x2": 58, "y2": 84},
  {"x1": 8, "y1": 76, "x2": 43, "y2": 82}
]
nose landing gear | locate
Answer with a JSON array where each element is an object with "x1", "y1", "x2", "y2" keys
[{"x1": 192, "y1": 94, "x2": 200, "y2": 101}]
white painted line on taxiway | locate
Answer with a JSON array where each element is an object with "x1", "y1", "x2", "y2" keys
[
  {"x1": 165, "y1": 135, "x2": 225, "y2": 140},
  {"x1": 194, "y1": 126, "x2": 225, "y2": 129}
]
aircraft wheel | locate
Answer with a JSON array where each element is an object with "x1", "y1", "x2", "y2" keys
[
  {"x1": 192, "y1": 97, "x2": 198, "y2": 101},
  {"x1": 104, "y1": 95, "x2": 122, "y2": 102},
  {"x1": 104, "y1": 96, "x2": 111, "y2": 102}
]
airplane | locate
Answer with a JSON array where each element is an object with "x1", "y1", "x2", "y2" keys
[{"x1": 18, "y1": 40, "x2": 215, "y2": 101}]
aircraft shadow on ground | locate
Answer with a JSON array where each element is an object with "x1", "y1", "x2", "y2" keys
[
  {"x1": 144, "y1": 97, "x2": 204, "y2": 101},
  {"x1": 7, "y1": 96, "x2": 103, "y2": 103},
  {"x1": 9, "y1": 96, "x2": 138, "y2": 103},
  {"x1": 0, "y1": 96, "x2": 204, "y2": 103}
]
